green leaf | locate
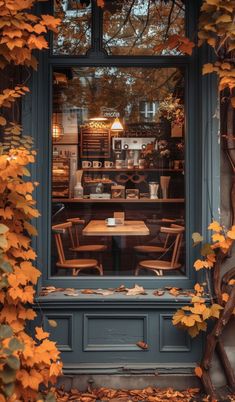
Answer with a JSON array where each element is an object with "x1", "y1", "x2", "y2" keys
[
  {"x1": 8, "y1": 338, "x2": 24, "y2": 352},
  {"x1": 201, "y1": 243, "x2": 214, "y2": 257},
  {"x1": 44, "y1": 392, "x2": 57, "y2": 402},
  {"x1": 0, "y1": 325, "x2": 13, "y2": 340},
  {"x1": 192, "y1": 232, "x2": 203, "y2": 245},
  {"x1": 2, "y1": 382, "x2": 15, "y2": 397},
  {"x1": 0, "y1": 259, "x2": 12, "y2": 273},
  {"x1": 0, "y1": 367, "x2": 16, "y2": 384},
  {"x1": 0, "y1": 277, "x2": 9, "y2": 289},
  {"x1": 6, "y1": 355, "x2": 20, "y2": 370}
]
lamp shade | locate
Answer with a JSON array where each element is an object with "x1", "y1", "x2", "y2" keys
[
  {"x1": 52, "y1": 113, "x2": 64, "y2": 142},
  {"x1": 111, "y1": 117, "x2": 124, "y2": 131}
]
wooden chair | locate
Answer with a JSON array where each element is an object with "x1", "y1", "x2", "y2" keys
[
  {"x1": 52, "y1": 222, "x2": 103, "y2": 276},
  {"x1": 133, "y1": 220, "x2": 178, "y2": 255},
  {"x1": 135, "y1": 226, "x2": 184, "y2": 276},
  {"x1": 66, "y1": 218, "x2": 107, "y2": 253}
]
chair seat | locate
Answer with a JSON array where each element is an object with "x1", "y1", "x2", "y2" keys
[
  {"x1": 139, "y1": 260, "x2": 181, "y2": 270},
  {"x1": 134, "y1": 245, "x2": 166, "y2": 253},
  {"x1": 57, "y1": 259, "x2": 98, "y2": 269},
  {"x1": 71, "y1": 244, "x2": 107, "y2": 252}
]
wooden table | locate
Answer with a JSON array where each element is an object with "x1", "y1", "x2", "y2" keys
[{"x1": 83, "y1": 220, "x2": 150, "y2": 273}]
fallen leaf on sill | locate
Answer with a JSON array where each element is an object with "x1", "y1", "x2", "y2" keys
[
  {"x1": 136, "y1": 341, "x2": 148, "y2": 350},
  {"x1": 168, "y1": 287, "x2": 181, "y2": 297},
  {"x1": 95, "y1": 289, "x2": 114, "y2": 296},
  {"x1": 81, "y1": 289, "x2": 96, "y2": 294},
  {"x1": 153, "y1": 290, "x2": 165, "y2": 296},
  {"x1": 81, "y1": 289, "x2": 114, "y2": 296},
  {"x1": 64, "y1": 291, "x2": 79, "y2": 296},
  {"x1": 114, "y1": 284, "x2": 127, "y2": 292},
  {"x1": 126, "y1": 284, "x2": 147, "y2": 296}
]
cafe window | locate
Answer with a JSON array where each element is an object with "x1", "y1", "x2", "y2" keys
[
  {"x1": 47, "y1": 0, "x2": 198, "y2": 283},
  {"x1": 51, "y1": 66, "x2": 185, "y2": 277}
]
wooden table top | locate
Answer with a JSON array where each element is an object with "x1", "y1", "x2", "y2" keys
[{"x1": 83, "y1": 220, "x2": 150, "y2": 236}]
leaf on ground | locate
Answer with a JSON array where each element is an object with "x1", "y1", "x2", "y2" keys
[{"x1": 126, "y1": 284, "x2": 147, "y2": 296}]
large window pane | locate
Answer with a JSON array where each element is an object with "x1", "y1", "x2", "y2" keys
[
  {"x1": 51, "y1": 67, "x2": 185, "y2": 277},
  {"x1": 53, "y1": 0, "x2": 91, "y2": 55},
  {"x1": 103, "y1": 0, "x2": 185, "y2": 55}
]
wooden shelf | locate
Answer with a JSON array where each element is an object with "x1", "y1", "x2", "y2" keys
[
  {"x1": 82, "y1": 168, "x2": 183, "y2": 172},
  {"x1": 52, "y1": 198, "x2": 185, "y2": 203}
]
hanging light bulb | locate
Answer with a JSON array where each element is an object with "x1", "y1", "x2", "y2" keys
[
  {"x1": 111, "y1": 117, "x2": 124, "y2": 132},
  {"x1": 52, "y1": 113, "x2": 64, "y2": 142}
]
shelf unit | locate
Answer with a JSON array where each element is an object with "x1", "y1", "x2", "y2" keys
[
  {"x1": 82, "y1": 168, "x2": 183, "y2": 173},
  {"x1": 52, "y1": 198, "x2": 185, "y2": 203}
]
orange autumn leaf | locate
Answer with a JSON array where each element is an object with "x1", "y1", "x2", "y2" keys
[
  {"x1": 35, "y1": 327, "x2": 50, "y2": 341},
  {"x1": 208, "y1": 221, "x2": 222, "y2": 232},
  {"x1": 17, "y1": 368, "x2": 43, "y2": 391},
  {"x1": 222, "y1": 293, "x2": 230, "y2": 302},
  {"x1": 195, "y1": 366, "x2": 203, "y2": 378},
  {"x1": 194, "y1": 259, "x2": 206, "y2": 271}
]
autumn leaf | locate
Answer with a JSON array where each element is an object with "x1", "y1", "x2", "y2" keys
[
  {"x1": 195, "y1": 366, "x2": 203, "y2": 378},
  {"x1": 35, "y1": 327, "x2": 50, "y2": 341},
  {"x1": 208, "y1": 221, "x2": 222, "y2": 232},
  {"x1": 192, "y1": 232, "x2": 203, "y2": 245},
  {"x1": 136, "y1": 341, "x2": 148, "y2": 350}
]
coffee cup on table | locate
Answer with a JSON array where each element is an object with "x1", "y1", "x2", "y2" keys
[
  {"x1": 105, "y1": 217, "x2": 116, "y2": 226},
  {"x1": 82, "y1": 161, "x2": 92, "y2": 168},
  {"x1": 104, "y1": 161, "x2": 114, "y2": 168},
  {"x1": 93, "y1": 161, "x2": 102, "y2": 168}
]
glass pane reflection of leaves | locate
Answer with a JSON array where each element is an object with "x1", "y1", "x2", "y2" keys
[{"x1": 103, "y1": 0, "x2": 185, "y2": 55}]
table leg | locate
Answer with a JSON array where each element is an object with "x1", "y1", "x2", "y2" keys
[{"x1": 112, "y1": 236, "x2": 121, "y2": 275}]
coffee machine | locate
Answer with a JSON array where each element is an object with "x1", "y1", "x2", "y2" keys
[{"x1": 112, "y1": 137, "x2": 155, "y2": 166}]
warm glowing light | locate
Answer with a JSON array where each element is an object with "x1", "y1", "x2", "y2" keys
[
  {"x1": 111, "y1": 117, "x2": 124, "y2": 131},
  {"x1": 52, "y1": 114, "x2": 64, "y2": 142},
  {"x1": 89, "y1": 117, "x2": 108, "y2": 121}
]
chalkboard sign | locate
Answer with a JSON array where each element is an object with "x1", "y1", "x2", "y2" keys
[{"x1": 80, "y1": 128, "x2": 111, "y2": 158}]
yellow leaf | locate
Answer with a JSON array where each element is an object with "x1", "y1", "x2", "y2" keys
[
  {"x1": 212, "y1": 233, "x2": 225, "y2": 243},
  {"x1": 194, "y1": 259, "x2": 206, "y2": 271},
  {"x1": 216, "y1": 14, "x2": 232, "y2": 24},
  {"x1": 210, "y1": 303, "x2": 223, "y2": 319},
  {"x1": 228, "y1": 279, "x2": 235, "y2": 285},
  {"x1": 172, "y1": 309, "x2": 185, "y2": 325},
  {"x1": 227, "y1": 226, "x2": 235, "y2": 239},
  {"x1": 194, "y1": 283, "x2": 204, "y2": 293},
  {"x1": 181, "y1": 315, "x2": 197, "y2": 327},
  {"x1": 208, "y1": 221, "x2": 222, "y2": 232},
  {"x1": 203, "y1": 63, "x2": 215, "y2": 75},
  {"x1": 192, "y1": 232, "x2": 203, "y2": 244}
]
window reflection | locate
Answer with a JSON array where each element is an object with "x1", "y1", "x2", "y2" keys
[
  {"x1": 53, "y1": 0, "x2": 91, "y2": 55},
  {"x1": 103, "y1": 0, "x2": 185, "y2": 55},
  {"x1": 51, "y1": 67, "x2": 185, "y2": 277}
]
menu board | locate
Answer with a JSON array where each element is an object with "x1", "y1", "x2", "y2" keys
[{"x1": 80, "y1": 128, "x2": 111, "y2": 158}]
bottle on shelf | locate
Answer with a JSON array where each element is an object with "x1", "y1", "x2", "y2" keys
[{"x1": 74, "y1": 170, "x2": 84, "y2": 199}]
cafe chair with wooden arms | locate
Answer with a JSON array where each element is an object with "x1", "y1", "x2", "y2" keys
[
  {"x1": 52, "y1": 222, "x2": 103, "y2": 276},
  {"x1": 135, "y1": 226, "x2": 184, "y2": 276},
  {"x1": 133, "y1": 219, "x2": 178, "y2": 255},
  {"x1": 66, "y1": 218, "x2": 107, "y2": 253}
]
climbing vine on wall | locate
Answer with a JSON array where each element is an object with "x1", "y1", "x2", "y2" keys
[{"x1": 0, "y1": 1, "x2": 62, "y2": 401}]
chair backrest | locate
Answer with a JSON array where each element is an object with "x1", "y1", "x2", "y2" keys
[
  {"x1": 160, "y1": 226, "x2": 184, "y2": 267},
  {"x1": 52, "y1": 222, "x2": 72, "y2": 264},
  {"x1": 66, "y1": 218, "x2": 85, "y2": 249}
]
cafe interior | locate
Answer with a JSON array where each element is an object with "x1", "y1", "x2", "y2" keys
[{"x1": 51, "y1": 66, "x2": 185, "y2": 277}]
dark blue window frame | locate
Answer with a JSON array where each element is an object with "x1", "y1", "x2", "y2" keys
[{"x1": 27, "y1": 0, "x2": 220, "y2": 290}]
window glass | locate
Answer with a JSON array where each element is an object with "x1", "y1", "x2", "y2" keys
[
  {"x1": 103, "y1": 0, "x2": 185, "y2": 55},
  {"x1": 53, "y1": 0, "x2": 91, "y2": 55},
  {"x1": 51, "y1": 67, "x2": 185, "y2": 277}
]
